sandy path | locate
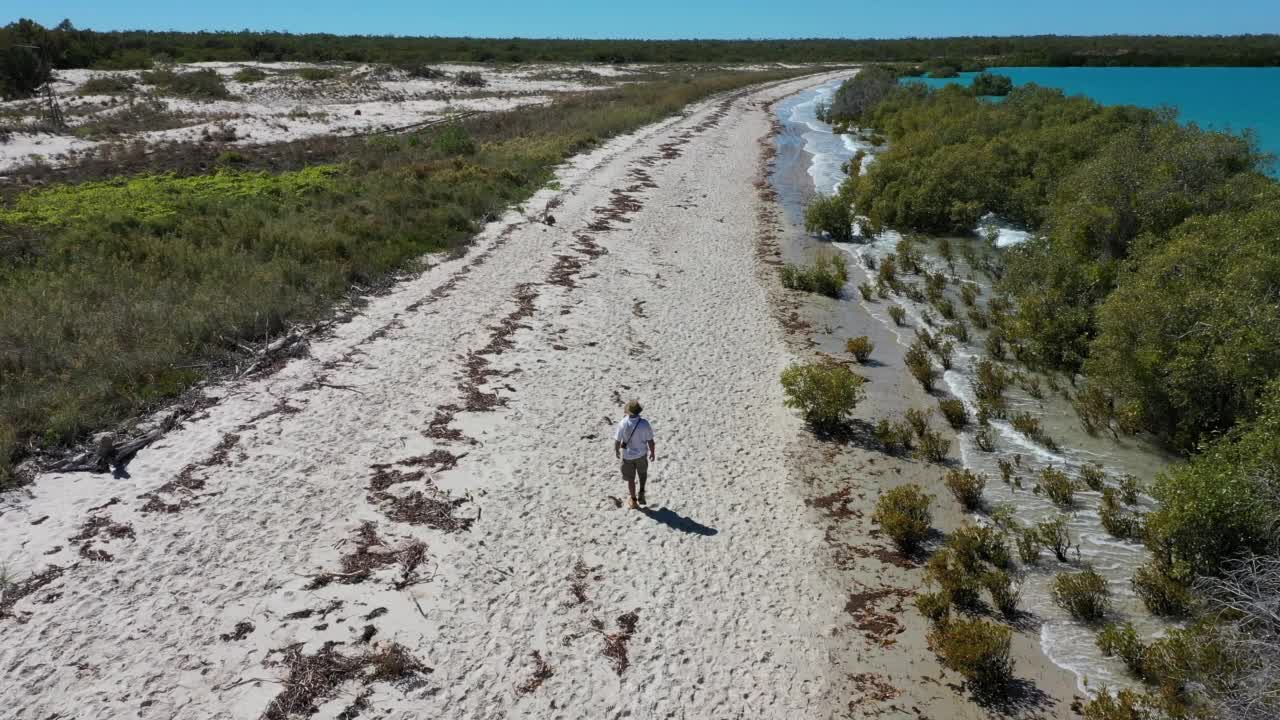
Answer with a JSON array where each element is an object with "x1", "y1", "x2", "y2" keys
[{"x1": 1, "y1": 71, "x2": 855, "y2": 719}]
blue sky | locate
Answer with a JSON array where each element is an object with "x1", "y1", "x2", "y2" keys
[{"x1": 23, "y1": 0, "x2": 1280, "y2": 39}]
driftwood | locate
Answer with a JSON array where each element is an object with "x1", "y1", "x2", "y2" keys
[
  {"x1": 235, "y1": 330, "x2": 307, "y2": 379},
  {"x1": 50, "y1": 412, "x2": 180, "y2": 474}
]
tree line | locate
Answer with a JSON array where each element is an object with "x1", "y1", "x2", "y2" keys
[{"x1": 3, "y1": 17, "x2": 1280, "y2": 85}]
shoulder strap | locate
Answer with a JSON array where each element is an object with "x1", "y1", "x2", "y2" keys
[{"x1": 622, "y1": 417, "x2": 640, "y2": 445}]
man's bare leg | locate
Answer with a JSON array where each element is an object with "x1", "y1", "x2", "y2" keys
[{"x1": 626, "y1": 477, "x2": 639, "y2": 509}]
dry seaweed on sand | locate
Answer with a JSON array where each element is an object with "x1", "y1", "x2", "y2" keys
[{"x1": 259, "y1": 642, "x2": 430, "y2": 720}]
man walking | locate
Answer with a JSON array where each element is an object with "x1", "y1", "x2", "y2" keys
[{"x1": 614, "y1": 400, "x2": 655, "y2": 510}]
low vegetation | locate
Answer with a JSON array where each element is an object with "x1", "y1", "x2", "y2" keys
[
  {"x1": 139, "y1": 67, "x2": 231, "y2": 99},
  {"x1": 1051, "y1": 567, "x2": 1110, "y2": 622},
  {"x1": 845, "y1": 336, "x2": 874, "y2": 363},
  {"x1": 779, "y1": 252, "x2": 848, "y2": 297},
  {"x1": 944, "y1": 468, "x2": 985, "y2": 511},
  {"x1": 803, "y1": 194, "x2": 852, "y2": 241},
  {"x1": 929, "y1": 617, "x2": 1013, "y2": 698},
  {"x1": 780, "y1": 361, "x2": 866, "y2": 431},
  {"x1": 937, "y1": 398, "x2": 967, "y2": 428},
  {"x1": 872, "y1": 484, "x2": 932, "y2": 553}
]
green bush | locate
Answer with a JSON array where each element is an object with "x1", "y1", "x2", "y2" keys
[
  {"x1": 856, "y1": 281, "x2": 874, "y2": 301},
  {"x1": 232, "y1": 67, "x2": 268, "y2": 83},
  {"x1": 1038, "y1": 466, "x2": 1075, "y2": 508},
  {"x1": 780, "y1": 361, "x2": 866, "y2": 431},
  {"x1": 938, "y1": 398, "x2": 968, "y2": 429},
  {"x1": 779, "y1": 253, "x2": 848, "y2": 297},
  {"x1": 944, "y1": 468, "x2": 985, "y2": 511},
  {"x1": 887, "y1": 305, "x2": 906, "y2": 326},
  {"x1": 872, "y1": 484, "x2": 932, "y2": 552},
  {"x1": 1051, "y1": 567, "x2": 1111, "y2": 622},
  {"x1": 873, "y1": 418, "x2": 913, "y2": 454},
  {"x1": 929, "y1": 617, "x2": 1014, "y2": 698},
  {"x1": 934, "y1": 340, "x2": 955, "y2": 370},
  {"x1": 1096, "y1": 623, "x2": 1148, "y2": 679},
  {"x1": 1131, "y1": 562, "x2": 1193, "y2": 618},
  {"x1": 846, "y1": 335, "x2": 874, "y2": 363},
  {"x1": 925, "y1": 548, "x2": 982, "y2": 609},
  {"x1": 1016, "y1": 529, "x2": 1041, "y2": 565},
  {"x1": 905, "y1": 341, "x2": 937, "y2": 392},
  {"x1": 297, "y1": 67, "x2": 338, "y2": 81},
  {"x1": 141, "y1": 68, "x2": 230, "y2": 99},
  {"x1": 1, "y1": 43, "x2": 51, "y2": 100},
  {"x1": 803, "y1": 194, "x2": 853, "y2": 242},
  {"x1": 974, "y1": 425, "x2": 996, "y2": 452},
  {"x1": 914, "y1": 427, "x2": 949, "y2": 463},
  {"x1": 1036, "y1": 515, "x2": 1075, "y2": 562},
  {"x1": 77, "y1": 75, "x2": 135, "y2": 95},
  {"x1": 432, "y1": 123, "x2": 477, "y2": 156},
  {"x1": 971, "y1": 71, "x2": 1014, "y2": 97},
  {"x1": 1080, "y1": 462, "x2": 1107, "y2": 492},
  {"x1": 455, "y1": 70, "x2": 486, "y2": 87},
  {"x1": 949, "y1": 524, "x2": 1012, "y2": 571},
  {"x1": 1119, "y1": 474, "x2": 1141, "y2": 505},
  {"x1": 915, "y1": 590, "x2": 951, "y2": 624},
  {"x1": 972, "y1": 358, "x2": 1009, "y2": 415},
  {"x1": 1081, "y1": 688, "x2": 1156, "y2": 720},
  {"x1": 1099, "y1": 488, "x2": 1143, "y2": 540},
  {"x1": 982, "y1": 569, "x2": 1020, "y2": 617}
]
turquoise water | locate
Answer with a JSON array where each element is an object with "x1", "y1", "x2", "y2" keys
[{"x1": 908, "y1": 67, "x2": 1280, "y2": 173}]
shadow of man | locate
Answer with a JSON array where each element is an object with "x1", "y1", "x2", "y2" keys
[{"x1": 640, "y1": 506, "x2": 718, "y2": 536}]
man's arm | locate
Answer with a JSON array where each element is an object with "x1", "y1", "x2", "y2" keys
[
  {"x1": 647, "y1": 439, "x2": 656, "y2": 461},
  {"x1": 614, "y1": 440, "x2": 622, "y2": 459}
]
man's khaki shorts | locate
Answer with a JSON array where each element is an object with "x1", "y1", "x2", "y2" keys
[{"x1": 621, "y1": 457, "x2": 648, "y2": 483}]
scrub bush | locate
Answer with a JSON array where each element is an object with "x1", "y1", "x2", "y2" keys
[
  {"x1": 1038, "y1": 466, "x2": 1075, "y2": 508},
  {"x1": 887, "y1": 305, "x2": 906, "y2": 326},
  {"x1": 803, "y1": 194, "x2": 853, "y2": 241},
  {"x1": 905, "y1": 341, "x2": 937, "y2": 392},
  {"x1": 1097, "y1": 623, "x2": 1148, "y2": 679},
  {"x1": 938, "y1": 398, "x2": 968, "y2": 428},
  {"x1": 929, "y1": 617, "x2": 1013, "y2": 698},
  {"x1": 1052, "y1": 566, "x2": 1111, "y2": 622},
  {"x1": 846, "y1": 336, "x2": 874, "y2": 363},
  {"x1": 982, "y1": 569, "x2": 1020, "y2": 617},
  {"x1": 944, "y1": 468, "x2": 985, "y2": 511},
  {"x1": 780, "y1": 361, "x2": 866, "y2": 431},
  {"x1": 873, "y1": 418, "x2": 914, "y2": 454},
  {"x1": 872, "y1": 484, "x2": 932, "y2": 553},
  {"x1": 1036, "y1": 515, "x2": 1075, "y2": 562},
  {"x1": 1080, "y1": 462, "x2": 1107, "y2": 492},
  {"x1": 779, "y1": 253, "x2": 848, "y2": 297},
  {"x1": 1131, "y1": 562, "x2": 1193, "y2": 618}
]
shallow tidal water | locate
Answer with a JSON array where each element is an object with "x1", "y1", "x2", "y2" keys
[{"x1": 772, "y1": 80, "x2": 1177, "y2": 693}]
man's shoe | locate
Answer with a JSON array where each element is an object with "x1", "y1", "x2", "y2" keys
[
  {"x1": 628, "y1": 497, "x2": 640, "y2": 510},
  {"x1": 637, "y1": 494, "x2": 646, "y2": 507}
]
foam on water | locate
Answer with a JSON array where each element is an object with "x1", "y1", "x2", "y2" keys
[{"x1": 775, "y1": 81, "x2": 1174, "y2": 695}]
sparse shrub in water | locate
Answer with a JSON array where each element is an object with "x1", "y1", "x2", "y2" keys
[
  {"x1": 1080, "y1": 462, "x2": 1106, "y2": 492},
  {"x1": 887, "y1": 305, "x2": 906, "y2": 326},
  {"x1": 1037, "y1": 515, "x2": 1075, "y2": 562},
  {"x1": 944, "y1": 468, "x2": 985, "y2": 511},
  {"x1": 857, "y1": 281, "x2": 874, "y2": 301},
  {"x1": 877, "y1": 255, "x2": 897, "y2": 286},
  {"x1": 1131, "y1": 562, "x2": 1193, "y2": 618},
  {"x1": 915, "y1": 327, "x2": 940, "y2": 352},
  {"x1": 780, "y1": 361, "x2": 866, "y2": 431},
  {"x1": 960, "y1": 283, "x2": 979, "y2": 306},
  {"x1": 1038, "y1": 466, "x2": 1075, "y2": 508},
  {"x1": 872, "y1": 484, "x2": 932, "y2": 553},
  {"x1": 929, "y1": 617, "x2": 1013, "y2": 698},
  {"x1": 997, "y1": 458, "x2": 1013, "y2": 484},
  {"x1": 972, "y1": 358, "x2": 1009, "y2": 415},
  {"x1": 968, "y1": 307, "x2": 989, "y2": 329},
  {"x1": 846, "y1": 336, "x2": 874, "y2": 363},
  {"x1": 934, "y1": 341, "x2": 954, "y2": 371},
  {"x1": 1099, "y1": 488, "x2": 1143, "y2": 540},
  {"x1": 1119, "y1": 474, "x2": 1141, "y2": 505},
  {"x1": 942, "y1": 321, "x2": 968, "y2": 343},
  {"x1": 938, "y1": 398, "x2": 968, "y2": 429},
  {"x1": 974, "y1": 425, "x2": 996, "y2": 452},
  {"x1": 1096, "y1": 623, "x2": 1148, "y2": 679},
  {"x1": 949, "y1": 524, "x2": 1012, "y2": 571},
  {"x1": 803, "y1": 194, "x2": 853, "y2": 241},
  {"x1": 905, "y1": 341, "x2": 937, "y2": 392},
  {"x1": 779, "y1": 253, "x2": 848, "y2": 297},
  {"x1": 1051, "y1": 566, "x2": 1111, "y2": 622},
  {"x1": 1016, "y1": 529, "x2": 1041, "y2": 565},
  {"x1": 982, "y1": 569, "x2": 1020, "y2": 617},
  {"x1": 433, "y1": 123, "x2": 477, "y2": 156}
]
